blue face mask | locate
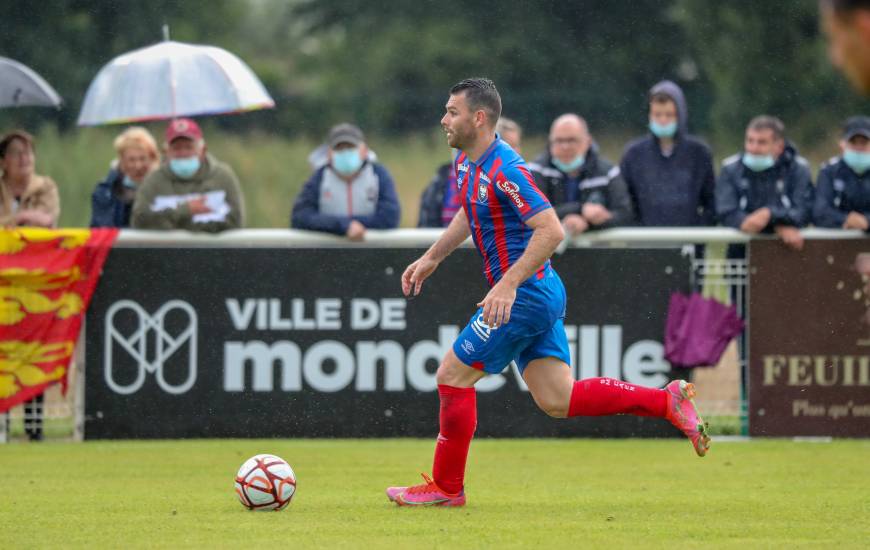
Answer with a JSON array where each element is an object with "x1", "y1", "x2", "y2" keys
[
  {"x1": 649, "y1": 120, "x2": 677, "y2": 138},
  {"x1": 843, "y1": 149, "x2": 870, "y2": 175},
  {"x1": 332, "y1": 148, "x2": 363, "y2": 176},
  {"x1": 742, "y1": 153, "x2": 775, "y2": 172},
  {"x1": 552, "y1": 154, "x2": 585, "y2": 173},
  {"x1": 122, "y1": 175, "x2": 137, "y2": 189},
  {"x1": 169, "y1": 156, "x2": 201, "y2": 179}
]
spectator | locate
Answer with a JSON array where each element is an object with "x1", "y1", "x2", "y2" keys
[
  {"x1": 0, "y1": 130, "x2": 60, "y2": 442},
  {"x1": 418, "y1": 117, "x2": 522, "y2": 228},
  {"x1": 292, "y1": 123, "x2": 400, "y2": 239},
  {"x1": 716, "y1": 116, "x2": 814, "y2": 250},
  {"x1": 530, "y1": 114, "x2": 633, "y2": 235},
  {"x1": 620, "y1": 80, "x2": 716, "y2": 226},
  {"x1": 814, "y1": 116, "x2": 870, "y2": 229},
  {"x1": 131, "y1": 118, "x2": 244, "y2": 232},
  {"x1": 0, "y1": 130, "x2": 59, "y2": 229},
  {"x1": 90, "y1": 127, "x2": 160, "y2": 228},
  {"x1": 496, "y1": 116, "x2": 522, "y2": 153}
]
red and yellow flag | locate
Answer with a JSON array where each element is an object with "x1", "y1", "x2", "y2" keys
[{"x1": 0, "y1": 228, "x2": 117, "y2": 413}]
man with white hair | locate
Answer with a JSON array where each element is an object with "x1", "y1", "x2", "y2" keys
[{"x1": 132, "y1": 118, "x2": 245, "y2": 232}]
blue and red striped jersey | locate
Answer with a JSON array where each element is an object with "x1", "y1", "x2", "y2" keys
[{"x1": 455, "y1": 136, "x2": 553, "y2": 287}]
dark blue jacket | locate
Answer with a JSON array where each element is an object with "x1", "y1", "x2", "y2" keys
[
  {"x1": 716, "y1": 143, "x2": 814, "y2": 230},
  {"x1": 90, "y1": 168, "x2": 133, "y2": 228},
  {"x1": 620, "y1": 80, "x2": 716, "y2": 226},
  {"x1": 291, "y1": 161, "x2": 401, "y2": 235},
  {"x1": 418, "y1": 162, "x2": 452, "y2": 228},
  {"x1": 813, "y1": 157, "x2": 870, "y2": 228}
]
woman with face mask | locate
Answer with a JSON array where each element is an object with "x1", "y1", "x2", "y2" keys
[
  {"x1": 0, "y1": 129, "x2": 60, "y2": 442},
  {"x1": 814, "y1": 116, "x2": 870, "y2": 230},
  {"x1": 90, "y1": 127, "x2": 160, "y2": 228},
  {"x1": 0, "y1": 130, "x2": 59, "y2": 229}
]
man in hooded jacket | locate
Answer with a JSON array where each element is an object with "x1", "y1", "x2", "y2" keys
[{"x1": 620, "y1": 80, "x2": 716, "y2": 227}]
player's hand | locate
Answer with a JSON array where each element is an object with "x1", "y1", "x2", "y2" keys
[
  {"x1": 477, "y1": 281, "x2": 517, "y2": 328},
  {"x1": 187, "y1": 196, "x2": 212, "y2": 215},
  {"x1": 775, "y1": 225, "x2": 804, "y2": 251},
  {"x1": 581, "y1": 203, "x2": 612, "y2": 226},
  {"x1": 402, "y1": 255, "x2": 439, "y2": 297},
  {"x1": 562, "y1": 213, "x2": 588, "y2": 235},
  {"x1": 346, "y1": 220, "x2": 366, "y2": 241},
  {"x1": 844, "y1": 211, "x2": 869, "y2": 230}
]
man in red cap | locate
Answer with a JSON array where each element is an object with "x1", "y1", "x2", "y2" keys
[{"x1": 132, "y1": 118, "x2": 245, "y2": 231}]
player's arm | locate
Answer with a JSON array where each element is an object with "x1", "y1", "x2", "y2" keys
[
  {"x1": 401, "y1": 208, "x2": 470, "y2": 296},
  {"x1": 479, "y1": 208, "x2": 564, "y2": 327}
]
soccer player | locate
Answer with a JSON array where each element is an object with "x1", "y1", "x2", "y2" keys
[{"x1": 386, "y1": 78, "x2": 710, "y2": 507}]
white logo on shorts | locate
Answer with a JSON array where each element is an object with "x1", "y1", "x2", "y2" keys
[
  {"x1": 461, "y1": 339, "x2": 476, "y2": 354},
  {"x1": 471, "y1": 314, "x2": 497, "y2": 342}
]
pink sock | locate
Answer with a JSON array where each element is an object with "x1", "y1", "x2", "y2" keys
[
  {"x1": 568, "y1": 377, "x2": 667, "y2": 418},
  {"x1": 432, "y1": 385, "x2": 476, "y2": 494}
]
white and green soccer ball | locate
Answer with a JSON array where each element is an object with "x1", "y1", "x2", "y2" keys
[{"x1": 234, "y1": 454, "x2": 296, "y2": 511}]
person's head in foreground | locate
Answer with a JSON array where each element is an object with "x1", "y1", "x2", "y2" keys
[{"x1": 821, "y1": 0, "x2": 870, "y2": 94}]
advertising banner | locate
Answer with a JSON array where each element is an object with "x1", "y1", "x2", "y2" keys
[
  {"x1": 749, "y1": 240, "x2": 870, "y2": 437},
  {"x1": 85, "y1": 246, "x2": 690, "y2": 439}
]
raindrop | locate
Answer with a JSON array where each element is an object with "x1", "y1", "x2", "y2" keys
[
  {"x1": 836, "y1": 281, "x2": 844, "y2": 290},
  {"x1": 854, "y1": 290, "x2": 863, "y2": 300},
  {"x1": 826, "y1": 255, "x2": 835, "y2": 265},
  {"x1": 385, "y1": 266, "x2": 394, "y2": 276}
]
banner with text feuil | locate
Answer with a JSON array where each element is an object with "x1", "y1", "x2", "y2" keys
[
  {"x1": 84, "y1": 247, "x2": 690, "y2": 439},
  {"x1": 749, "y1": 240, "x2": 870, "y2": 437}
]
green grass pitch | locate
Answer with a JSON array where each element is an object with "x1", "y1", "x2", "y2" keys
[{"x1": 1, "y1": 438, "x2": 867, "y2": 548}]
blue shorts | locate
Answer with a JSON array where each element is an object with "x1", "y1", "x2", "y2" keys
[{"x1": 452, "y1": 268, "x2": 570, "y2": 375}]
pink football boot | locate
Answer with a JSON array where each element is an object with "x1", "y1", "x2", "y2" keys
[
  {"x1": 388, "y1": 474, "x2": 466, "y2": 507},
  {"x1": 665, "y1": 380, "x2": 711, "y2": 457}
]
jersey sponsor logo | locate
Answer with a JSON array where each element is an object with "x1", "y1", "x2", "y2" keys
[
  {"x1": 457, "y1": 163, "x2": 469, "y2": 175},
  {"x1": 497, "y1": 180, "x2": 525, "y2": 208},
  {"x1": 478, "y1": 182, "x2": 489, "y2": 202}
]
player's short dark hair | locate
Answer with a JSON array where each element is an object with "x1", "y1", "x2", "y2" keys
[
  {"x1": 747, "y1": 115, "x2": 785, "y2": 140},
  {"x1": 820, "y1": 0, "x2": 870, "y2": 15},
  {"x1": 450, "y1": 78, "x2": 502, "y2": 127}
]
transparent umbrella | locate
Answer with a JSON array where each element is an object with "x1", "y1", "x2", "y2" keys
[
  {"x1": 0, "y1": 56, "x2": 62, "y2": 108},
  {"x1": 77, "y1": 39, "x2": 275, "y2": 126}
]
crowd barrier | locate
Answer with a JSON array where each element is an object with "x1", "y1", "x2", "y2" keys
[{"x1": 5, "y1": 228, "x2": 869, "y2": 440}]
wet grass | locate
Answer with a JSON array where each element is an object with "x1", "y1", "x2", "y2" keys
[{"x1": 0, "y1": 438, "x2": 866, "y2": 548}]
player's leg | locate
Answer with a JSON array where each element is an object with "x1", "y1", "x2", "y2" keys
[
  {"x1": 388, "y1": 349, "x2": 485, "y2": 507},
  {"x1": 520, "y1": 320, "x2": 711, "y2": 456}
]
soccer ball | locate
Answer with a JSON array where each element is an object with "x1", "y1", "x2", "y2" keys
[{"x1": 234, "y1": 454, "x2": 297, "y2": 511}]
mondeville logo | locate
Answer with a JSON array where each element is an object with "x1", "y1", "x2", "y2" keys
[{"x1": 104, "y1": 300, "x2": 198, "y2": 395}]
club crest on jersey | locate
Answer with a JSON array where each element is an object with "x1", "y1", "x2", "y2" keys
[
  {"x1": 478, "y1": 181, "x2": 489, "y2": 202},
  {"x1": 497, "y1": 180, "x2": 524, "y2": 208}
]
